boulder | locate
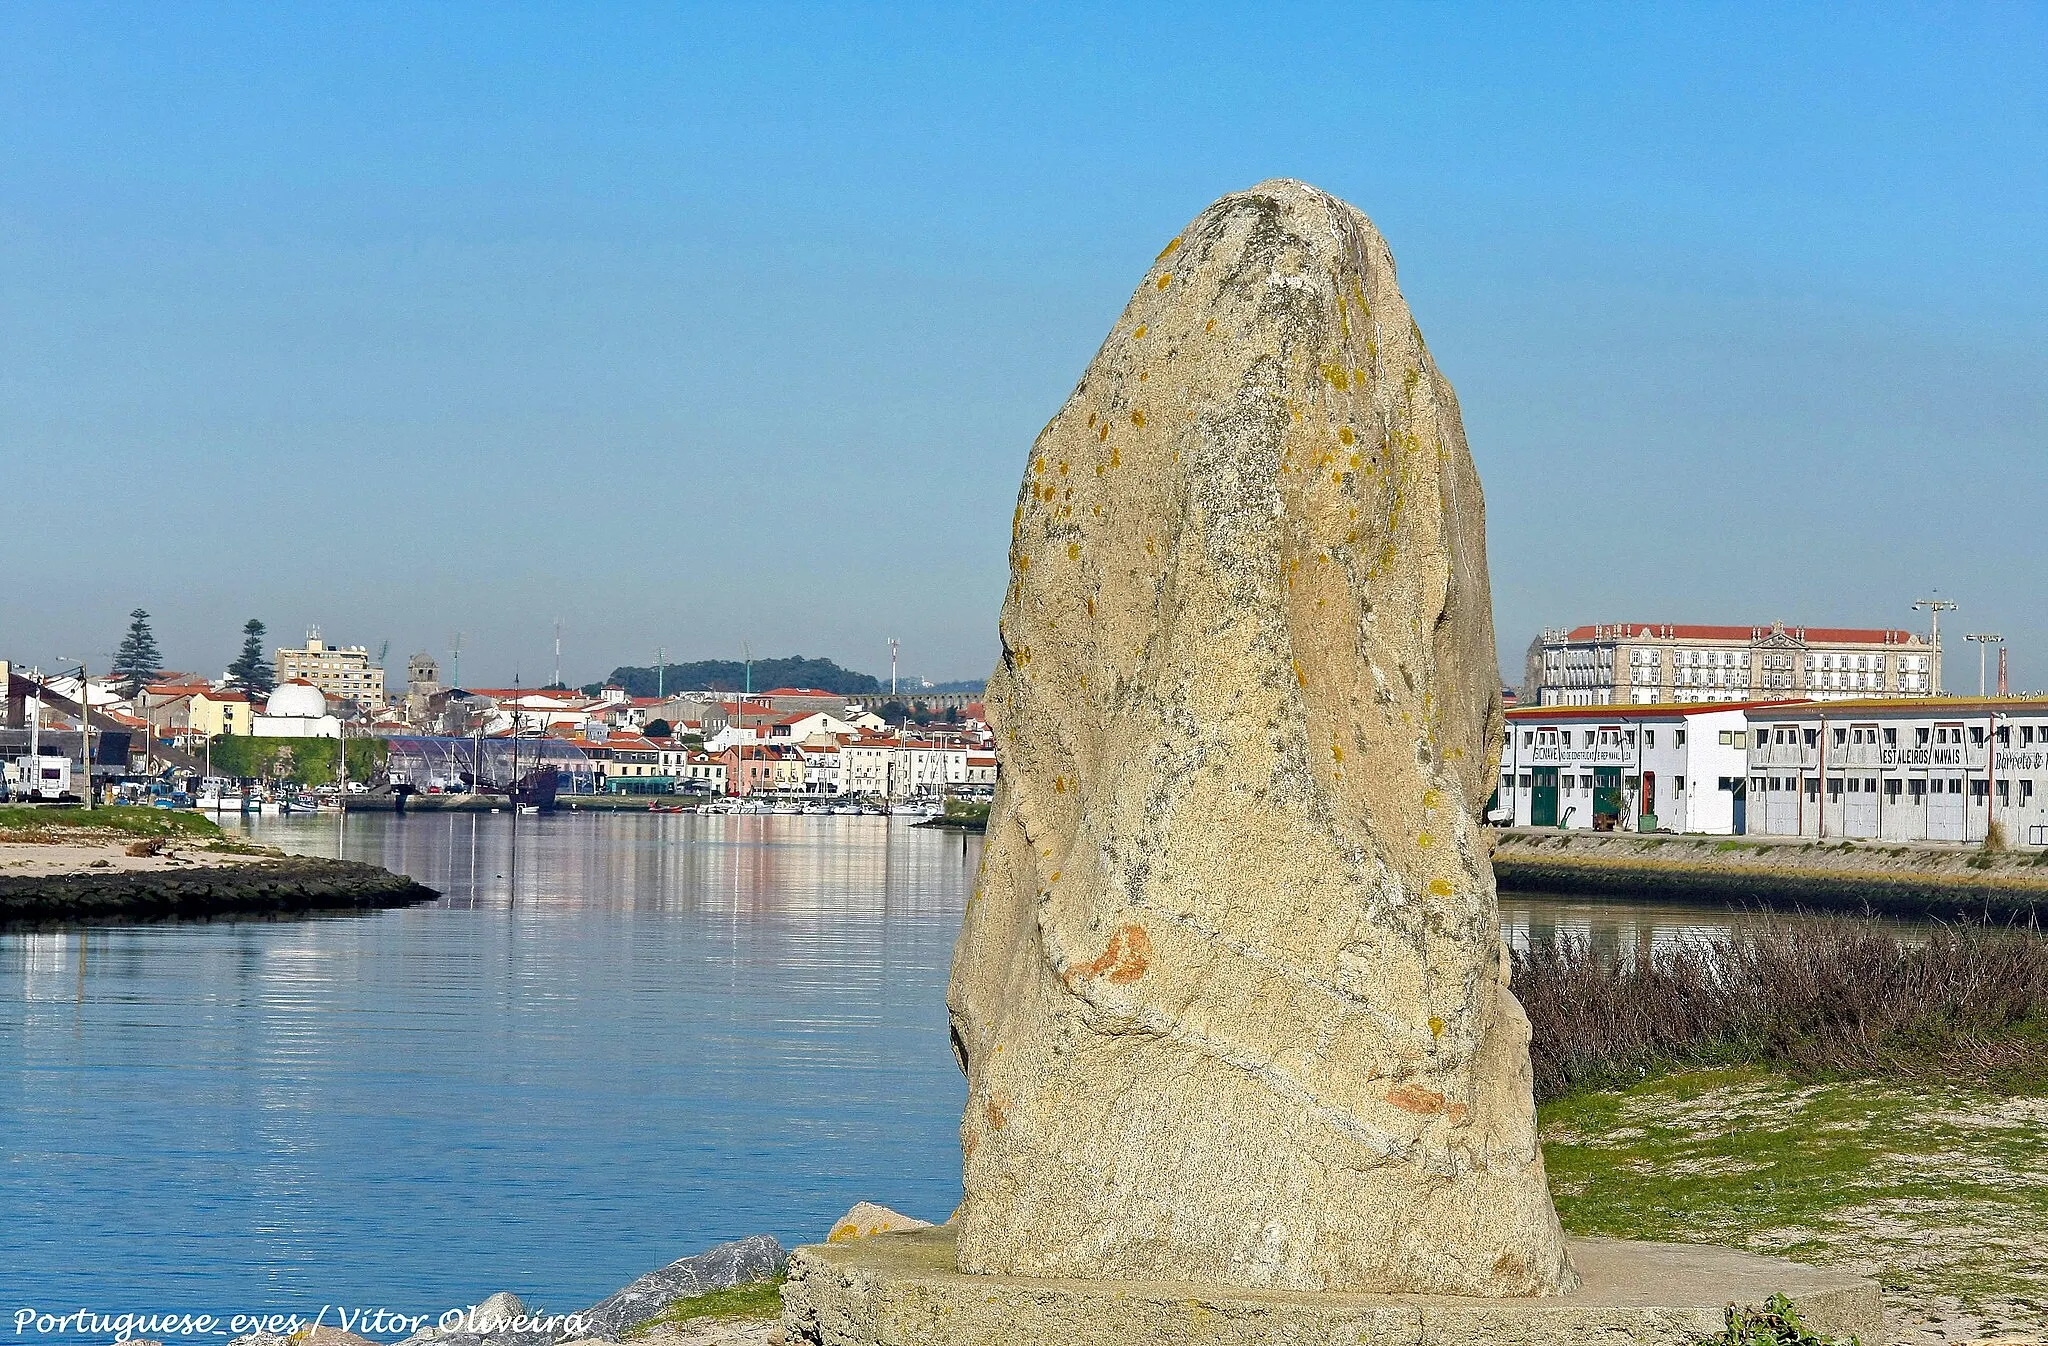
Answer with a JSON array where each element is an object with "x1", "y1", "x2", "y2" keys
[
  {"x1": 947, "y1": 179, "x2": 1574, "y2": 1295},
  {"x1": 297, "y1": 1330, "x2": 379, "y2": 1346},
  {"x1": 577, "y1": 1234, "x2": 786, "y2": 1339},
  {"x1": 825, "y1": 1203, "x2": 931, "y2": 1243},
  {"x1": 394, "y1": 1291, "x2": 555, "y2": 1346}
]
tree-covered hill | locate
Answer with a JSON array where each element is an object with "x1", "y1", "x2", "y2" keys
[{"x1": 591, "y1": 656, "x2": 882, "y2": 698}]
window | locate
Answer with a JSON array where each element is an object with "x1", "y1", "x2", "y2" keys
[
  {"x1": 1674, "y1": 775, "x2": 1685, "y2": 793},
  {"x1": 1917, "y1": 727, "x2": 1931, "y2": 746},
  {"x1": 2025, "y1": 727, "x2": 2037, "y2": 747},
  {"x1": 1884, "y1": 779, "x2": 1901, "y2": 802},
  {"x1": 2024, "y1": 780, "x2": 2035, "y2": 803},
  {"x1": 1805, "y1": 777, "x2": 1821, "y2": 800},
  {"x1": 1676, "y1": 729, "x2": 1687, "y2": 746},
  {"x1": 1997, "y1": 781, "x2": 2010, "y2": 805},
  {"x1": 1643, "y1": 729, "x2": 1656, "y2": 747},
  {"x1": 1722, "y1": 730, "x2": 1734, "y2": 746},
  {"x1": 1832, "y1": 728, "x2": 1847, "y2": 748},
  {"x1": 1998, "y1": 725, "x2": 2011, "y2": 746},
  {"x1": 1883, "y1": 728, "x2": 1897, "y2": 747},
  {"x1": 1827, "y1": 776, "x2": 1843, "y2": 799},
  {"x1": 1909, "y1": 779, "x2": 1926, "y2": 801},
  {"x1": 1971, "y1": 779, "x2": 1990, "y2": 801},
  {"x1": 1971, "y1": 727, "x2": 1986, "y2": 748}
]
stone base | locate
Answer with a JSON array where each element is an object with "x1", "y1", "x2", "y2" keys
[{"x1": 780, "y1": 1226, "x2": 1882, "y2": 1346}]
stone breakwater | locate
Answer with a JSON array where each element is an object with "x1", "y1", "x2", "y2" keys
[
  {"x1": 0, "y1": 856, "x2": 438, "y2": 925},
  {"x1": 1492, "y1": 828, "x2": 2048, "y2": 918}
]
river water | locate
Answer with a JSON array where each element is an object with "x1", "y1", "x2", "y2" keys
[{"x1": 3, "y1": 812, "x2": 1786, "y2": 1331}]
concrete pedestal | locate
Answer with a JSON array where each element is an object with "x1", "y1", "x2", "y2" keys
[{"x1": 781, "y1": 1226, "x2": 1881, "y2": 1346}]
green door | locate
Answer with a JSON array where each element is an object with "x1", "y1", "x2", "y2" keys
[
  {"x1": 1593, "y1": 767, "x2": 1623, "y2": 827},
  {"x1": 1531, "y1": 768, "x2": 1559, "y2": 827}
]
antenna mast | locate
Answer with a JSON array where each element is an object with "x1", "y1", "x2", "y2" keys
[{"x1": 889, "y1": 637, "x2": 900, "y2": 698}]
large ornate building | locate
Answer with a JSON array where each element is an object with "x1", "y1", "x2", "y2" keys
[{"x1": 1533, "y1": 621, "x2": 1938, "y2": 707}]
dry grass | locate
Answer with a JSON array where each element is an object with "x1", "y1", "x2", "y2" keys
[{"x1": 1515, "y1": 914, "x2": 2048, "y2": 1102}]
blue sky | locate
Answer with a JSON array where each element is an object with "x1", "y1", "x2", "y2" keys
[{"x1": 3, "y1": 3, "x2": 2043, "y2": 689}]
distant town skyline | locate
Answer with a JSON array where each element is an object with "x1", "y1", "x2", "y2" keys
[{"x1": 4, "y1": 5, "x2": 2042, "y2": 688}]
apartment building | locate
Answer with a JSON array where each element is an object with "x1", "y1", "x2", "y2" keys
[{"x1": 276, "y1": 632, "x2": 387, "y2": 708}]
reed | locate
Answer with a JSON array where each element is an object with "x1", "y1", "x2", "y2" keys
[{"x1": 1514, "y1": 913, "x2": 2048, "y2": 1101}]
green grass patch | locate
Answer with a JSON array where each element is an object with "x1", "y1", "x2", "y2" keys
[
  {"x1": 1542, "y1": 1066, "x2": 2048, "y2": 1321},
  {"x1": 0, "y1": 805, "x2": 221, "y2": 841},
  {"x1": 624, "y1": 1276, "x2": 783, "y2": 1334}
]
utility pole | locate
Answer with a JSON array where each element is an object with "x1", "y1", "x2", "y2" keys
[
  {"x1": 889, "y1": 637, "x2": 900, "y2": 698},
  {"x1": 1913, "y1": 597, "x2": 1957, "y2": 694},
  {"x1": 59, "y1": 659, "x2": 94, "y2": 810},
  {"x1": 1966, "y1": 634, "x2": 2004, "y2": 697}
]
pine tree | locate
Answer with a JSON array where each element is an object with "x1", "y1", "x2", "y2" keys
[
  {"x1": 228, "y1": 619, "x2": 274, "y2": 697},
  {"x1": 112, "y1": 609, "x2": 164, "y2": 696}
]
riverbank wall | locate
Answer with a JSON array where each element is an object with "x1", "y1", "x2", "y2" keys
[
  {"x1": 0, "y1": 856, "x2": 439, "y2": 925},
  {"x1": 1493, "y1": 828, "x2": 2048, "y2": 918}
]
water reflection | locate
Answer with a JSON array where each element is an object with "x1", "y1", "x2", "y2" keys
[{"x1": 2, "y1": 814, "x2": 979, "y2": 1335}]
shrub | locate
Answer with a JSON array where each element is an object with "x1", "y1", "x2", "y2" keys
[
  {"x1": 1708, "y1": 1293, "x2": 1860, "y2": 1346},
  {"x1": 1515, "y1": 913, "x2": 2048, "y2": 1100}
]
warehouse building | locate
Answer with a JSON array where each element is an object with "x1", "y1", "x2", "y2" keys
[{"x1": 1741, "y1": 698, "x2": 2048, "y2": 846}]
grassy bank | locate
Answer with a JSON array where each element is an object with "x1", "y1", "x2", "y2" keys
[
  {"x1": 1542, "y1": 1069, "x2": 2048, "y2": 1341},
  {"x1": 1522, "y1": 918, "x2": 2048, "y2": 1340},
  {"x1": 0, "y1": 805, "x2": 221, "y2": 842}
]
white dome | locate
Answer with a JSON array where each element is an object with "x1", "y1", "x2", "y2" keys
[{"x1": 266, "y1": 681, "x2": 327, "y2": 718}]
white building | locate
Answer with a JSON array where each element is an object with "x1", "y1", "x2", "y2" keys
[
  {"x1": 1742, "y1": 697, "x2": 2048, "y2": 846},
  {"x1": 889, "y1": 739, "x2": 970, "y2": 799},
  {"x1": 1535, "y1": 622, "x2": 1937, "y2": 707},
  {"x1": 1499, "y1": 703, "x2": 1770, "y2": 834},
  {"x1": 250, "y1": 681, "x2": 342, "y2": 738},
  {"x1": 840, "y1": 739, "x2": 893, "y2": 798}
]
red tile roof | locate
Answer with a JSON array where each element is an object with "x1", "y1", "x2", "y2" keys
[
  {"x1": 1507, "y1": 699, "x2": 1809, "y2": 721},
  {"x1": 1566, "y1": 623, "x2": 1920, "y2": 645}
]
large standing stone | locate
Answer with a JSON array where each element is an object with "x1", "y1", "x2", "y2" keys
[{"x1": 947, "y1": 179, "x2": 1572, "y2": 1295}]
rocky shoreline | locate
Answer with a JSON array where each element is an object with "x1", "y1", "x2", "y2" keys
[
  {"x1": 1493, "y1": 828, "x2": 2048, "y2": 918},
  {"x1": 0, "y1": 855, "x2": 439, "y2": 926}
]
